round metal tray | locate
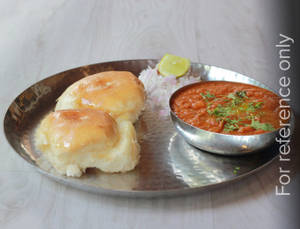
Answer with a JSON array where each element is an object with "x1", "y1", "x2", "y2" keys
[{"x1": 3, "y1": 59, "x2": 281, "y2": 197}]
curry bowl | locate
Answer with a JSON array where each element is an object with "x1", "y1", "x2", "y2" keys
[{"x1": 169, "y1": 80, "x2": 295, "y2": 156}]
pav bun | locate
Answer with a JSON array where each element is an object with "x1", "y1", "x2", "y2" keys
[
  {"x1": 55, "y1": 71, "x2": 145, "y2": 123},
  {"x1": 35, "y1": 109, "x2": 140, "y2": 177}
]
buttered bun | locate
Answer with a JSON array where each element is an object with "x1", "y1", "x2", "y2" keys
[
  {"x1": 55, "y1": 71, "x2": 145, "y2": 123},
  {"x1": 35, "y1": 109, "x2": 140, "y2": 177}
]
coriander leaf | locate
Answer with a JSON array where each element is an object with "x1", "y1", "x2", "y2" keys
[
  {"x1": 227, "y1": 91, "x2": 248, "y2": 106},
  {"x1": 232, "y1": 98, "x2": 243, "y2": 106},
  {"x1": 228, "y1": 94, "x2": 242, "y2": 106},
  {"x1": 246, "y1": 114, "x2": 255, "y2": 120},
  {"x1": 246, "y1": 102, "x2": 263, "y2": 113},
  {"x1": 225, "y1": 118, "x2": 240, "y2": 124},
  {"x1": 247, "y1": 102, "x2": 256, "y2": 112},
  {"x1": 201, "y1": 91, "x2": 215, "y2": 100},
  {"x1": 236, "y1": 91, "x2": 248, "y2": 98},
  {"x1": 227, "y1": 93, "x2": 235, "y2": 100},
  {"x1": 255, "y1": 102, "x2": 263, "y2": 109},
  {"x1": 223, "y1": 118, "x2": 240, "y2": 132},
  {"x1": 207, "y1": 108, "x2": 213, "y2": 115},
  {"x1": 250, "y1": 120, "x2": 275, "y2": 131},
  {"x1": 224, "y1": 123, "x2": 239, "y2": 132},
  {"x1": 212, "y1": 105, "x2": 232, "y2": 117}
]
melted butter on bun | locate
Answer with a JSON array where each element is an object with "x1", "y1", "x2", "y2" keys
[
  {"x1": 35, "y1": 109, "x2": 140, "y2": 177},
  {"x1": 55, "y1": 71, "x2": 145, "y2": 123}
]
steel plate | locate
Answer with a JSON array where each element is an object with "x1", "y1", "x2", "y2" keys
[{"x1": 3, "y1": 60, "x2": 280, "y2": 197}]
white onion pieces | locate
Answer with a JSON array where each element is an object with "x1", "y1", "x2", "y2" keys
[{"x1": 139, "y1": 66, "x2": 201, "y2": 118}]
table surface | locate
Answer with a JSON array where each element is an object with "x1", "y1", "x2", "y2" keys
[{"x1": 1, "y1": 1, "x2": 299, "y2": 229}]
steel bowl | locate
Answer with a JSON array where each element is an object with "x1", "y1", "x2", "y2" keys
[{"x1": 169, "y1": 78, "x2": 295, "y2": 156}]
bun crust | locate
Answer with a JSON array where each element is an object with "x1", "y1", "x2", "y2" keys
[{"x1": 55, "y1": 71, "x2": 145, "y2": 122}]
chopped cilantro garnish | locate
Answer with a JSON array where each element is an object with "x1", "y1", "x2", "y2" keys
[
  {"x1": 247, "y1": 103, "x2": 256, "y2": 112},
  {"x1": 247, "y1": 102, "x2": 264, "y2": 113},
  {"x1": 227, "y1": 91, "x2": 248, "y2": 106},
  {"x1": 250, "y1": 119, "x2": 275, "y2": 131},
  {"x1": 202, "y1": 89, "x2": 272, "y2": 133},
  {"x1": 228, "y1": 94, "x2": 242, "y2": 106},
  {"x1": 236, "y1": 91, "x2": 248, "y2": 98},
  {"x1": 227, "y1": 93, "x2": 236, "y2": 100},
  {"x1": 246, "y1": 115, "x2": 253, "y2": 120},
  {"x1": 211, "y1": 105, "x2": 232, "y2": 117},
  {"x1": 207, "y1": 108, "x2": 213, "y2": 115},
  {"x1": 255, "y1": 102, "x2": 263, "y2": 109},
  {"x1": 224, "y1": 118, "x2": 240, "y2": 132},
  {"x1": 201, "y1": 91, "x2": 215, "y2": 100}
]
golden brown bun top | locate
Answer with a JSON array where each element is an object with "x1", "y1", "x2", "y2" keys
[
  {"x1": 56, "y1": 71, "x2": 145, "y2": 120},
  {"x1": 37, "y1": 109, "x2": 119, "y2": 153}
]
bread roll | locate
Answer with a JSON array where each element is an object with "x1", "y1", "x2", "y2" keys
[
  {"x1": 35, "y1": 109, "x2": 140, "y2": 177},
  {"x1": 55, "y1": 71, "x2": 145, "y2": 123}
]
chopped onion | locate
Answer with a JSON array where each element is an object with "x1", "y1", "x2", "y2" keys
[{"x1": 139, "y1": 66, "x2": 201, "y2": 118}]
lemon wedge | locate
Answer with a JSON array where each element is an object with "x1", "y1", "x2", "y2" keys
[{"x1": 158, "y1": 54, "x2": 190, "y2": 77}]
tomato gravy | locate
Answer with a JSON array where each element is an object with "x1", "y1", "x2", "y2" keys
[{"x1": 171, "y1": 81, "x2": 284, "y2": 135}]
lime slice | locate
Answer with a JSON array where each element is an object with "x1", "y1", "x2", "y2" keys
[{"x1": 158, "y1": 54, "x2": 190, "y2": 77}]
